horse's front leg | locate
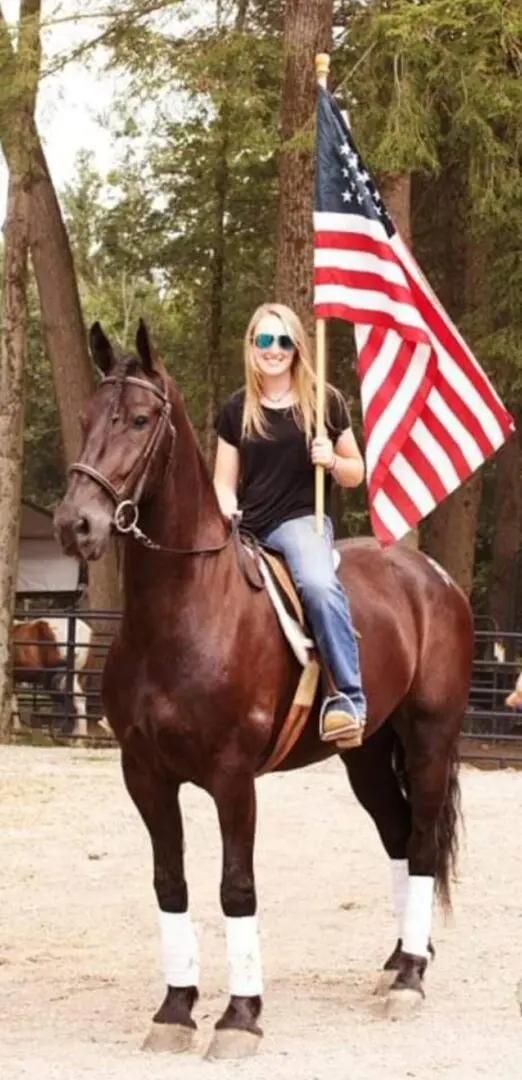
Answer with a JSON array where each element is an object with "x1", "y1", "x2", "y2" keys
[
  {"x1": 206, "y1": 770, "x2": 262, "y2": 1060},
  {"x1": 122, "y1": 752, "x2": 198, "y2": 1053},
  {"x1": 72, "y1": 674, "x2": 87, "y2": 738},
  {"x1": 11, "y1": 692, "x2": 22, "y2": 732}
]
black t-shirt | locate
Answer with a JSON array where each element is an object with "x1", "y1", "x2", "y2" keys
[{"x1": 215, "y1": 388, "x2": 351, "y2": 538}]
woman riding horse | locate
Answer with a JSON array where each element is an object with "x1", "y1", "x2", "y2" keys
[
  {"x1": 214, "y1": 302, "x2": 366, "y2": 748},
  {"x1": 54, "y1": 319, "x2": 473, "y2": 1060}
]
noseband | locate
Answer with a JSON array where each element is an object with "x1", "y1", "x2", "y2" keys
[{"x1": 68, "y1": 373, "x2": 233, "y2": 557}]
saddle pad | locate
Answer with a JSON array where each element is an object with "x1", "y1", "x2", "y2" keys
[{"x1": 256, "y1": 550, "x2": 312, "y2": 667}]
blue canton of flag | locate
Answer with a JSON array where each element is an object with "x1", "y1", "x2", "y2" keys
[{"x1": 315, "y1": 87, "x2": 394, "y2": 237}]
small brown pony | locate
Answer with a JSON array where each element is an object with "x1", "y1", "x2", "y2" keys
[{"x1": 55, "y1": 321, "x2": 473, "y2": 1059}]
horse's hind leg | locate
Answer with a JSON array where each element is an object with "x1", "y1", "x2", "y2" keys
[
  {"x1": 384, "y1": 712, "x2": 461, "y2": 1016},
  {"x1": 206, "y1": 770, "x2": 262, "y2": 1061},
  {"x1": 341, "y1": 723, "x2": 420, "y2": 988},
  {"x1": 122, "y1": 752, "x2": 198, "y2": 1053}
]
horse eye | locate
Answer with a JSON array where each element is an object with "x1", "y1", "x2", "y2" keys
[{"x1": 132, "y1": 415, "x2": 149, "y2": 429}]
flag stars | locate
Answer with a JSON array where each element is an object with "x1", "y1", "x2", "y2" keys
[
  {"x1": 339, "y1": 142, "x2": 361, "y2": 169},
  {"x1": 338, "y1": 169, "x2": 356, "y2": 191},
  {"x1": 330, "y1": 125, "x2": 393, "y2": 224}
]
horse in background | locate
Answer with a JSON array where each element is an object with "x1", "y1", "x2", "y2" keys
[
  {"x1": 12, "y1": 616, "x2": 92, "y2": 736},
  {"x1": 505, "y1": 671, "x2": 522, "y2": 712},
  {"x1": 54, "y1": 321, "x2": 473, "y2": 1059}
]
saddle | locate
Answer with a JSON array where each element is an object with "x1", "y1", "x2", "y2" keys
[
  {"x1": 239, "y1": 536, "x2": 321, "y2": 775},
  {"x1": 239, "y1": 533, "x2": 342, "y2": 665}
]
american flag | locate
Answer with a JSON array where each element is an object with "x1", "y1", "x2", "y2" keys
[{"x1": 314, "y1": 86, "x2": 515, "y2": 545}]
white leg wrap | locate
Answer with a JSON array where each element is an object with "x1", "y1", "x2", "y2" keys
[
  {"x1": 402, "y1": 875, "x2": 434, "y2": 958},
  {"x1": 226, "y1": 916, "x2": 263, "y2": 996},
  {"x1": 159, "y1": 911, "x2": 199, "y2": 987},
  {"x1": 390, "y1": 858, "x2": 409, "y2": 936}
]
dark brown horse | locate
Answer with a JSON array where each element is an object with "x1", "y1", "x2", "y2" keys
[{"x1": 55, "y1": 321, "x2": 473, "y2": 1059}]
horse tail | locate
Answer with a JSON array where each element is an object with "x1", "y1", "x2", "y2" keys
[
  {"x1": 393, "y1": 733, "x2": 461, "y2": 911},
  {"x1": 435, "y1": 745, "x2": 461, "y2": 912}
]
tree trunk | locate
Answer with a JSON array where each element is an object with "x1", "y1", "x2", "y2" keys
[
  {"x1": 0, "y1": 12, "x2": 119, "y2": 611},
  {"x1": 204, "y1": 0, "x2": 250, "y2": 463},
  {"x1": 422, "y1": 164, "x2": 485, "y2": 590},
  {"x1": 488, "y1": 429, "x2": 521, "y2": 633},
  {"x1": 0, "y1": 0, "x2": 40, "y2": 739},
  {"x1": 423, "y1": 472, "x2": 483, "y2": 595},
  {"x1": 204, "y1": 114, "x2": 228, "y2": 464},
  {"x1": 29, "y1": 145, "x2": 120, "y2": 610},
  {"x1": 275, "y1": 0, "x2": 332, "y2": 330},
  {"x1": 377, "y1": 172, "x2": 411, "y2": 246},
  {"x1": 0, "y1": 177, "x2": 31, "y2": 739}
]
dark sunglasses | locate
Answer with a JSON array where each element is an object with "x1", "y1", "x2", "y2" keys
[{"x1": 254, "y1": 332, "x2": 295, "y2": 351}]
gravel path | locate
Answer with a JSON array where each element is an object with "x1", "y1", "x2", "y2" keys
[{"x1": 1, "y1": 746, "x2": 521, "y2": 1079}]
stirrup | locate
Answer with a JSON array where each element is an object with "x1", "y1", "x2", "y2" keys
[{"x1": 319, "y1": 694, "x2": 365, "y2": 749}]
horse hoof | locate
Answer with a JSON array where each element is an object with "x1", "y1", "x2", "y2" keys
[
  {"x1": 373, "y1": 968, "x2": 397, "y2": 996},
  {"x1": 205, "y1": 1028, "x2": 262, "y2": 1060},
  {"x1": 142, "y1": 1022, "x2": 195, "y2": 1053},
  {"x1": 384, "y1": 987, "x2": 424, "y2": 1020}
]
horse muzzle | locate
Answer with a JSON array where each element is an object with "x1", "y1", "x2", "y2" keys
[{"x1": 54, "y1": 499, "x2": 113, "y2": 561}]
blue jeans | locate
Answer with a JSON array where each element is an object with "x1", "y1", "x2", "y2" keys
[{"x1": 261, "y1": 515, "x2": 366, "y2": 715}]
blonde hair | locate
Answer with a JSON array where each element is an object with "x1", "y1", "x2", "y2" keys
[{"x1": 242, "y1": 303, "x2": 317, "y2": 442}]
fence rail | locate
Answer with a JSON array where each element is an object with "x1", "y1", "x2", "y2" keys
[
  {"x1": 10, "y1": 613, "x2": 522, "y2": 760},
  {"x1": 12, "y1": 608, "x2": 117, "y2": 739}
]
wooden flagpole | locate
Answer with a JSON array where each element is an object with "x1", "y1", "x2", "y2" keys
[{"x1": 314, "y1": 52, "x2": 330, "y2": 535}]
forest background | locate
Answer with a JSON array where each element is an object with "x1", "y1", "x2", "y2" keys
[{"x1": 1, "y1": 0, "x2": 521, "y2": 636}]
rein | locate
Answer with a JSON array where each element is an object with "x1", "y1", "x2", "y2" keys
[{"x1": 68, "y1": 373, "x2": 262, "y2": 583}]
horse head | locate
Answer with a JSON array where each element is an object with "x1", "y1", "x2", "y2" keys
[{"x1": 54, "y1": 320, "x2": 177, "y2": 561}]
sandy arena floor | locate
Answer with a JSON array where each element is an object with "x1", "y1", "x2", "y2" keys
[{"x1": 0, "y1": 745, "x2": 521, "y2": 1080}]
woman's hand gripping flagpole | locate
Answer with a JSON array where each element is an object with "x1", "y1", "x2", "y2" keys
[{"x1": 314, "y1": 52, "x2": 330, "y2": 536}]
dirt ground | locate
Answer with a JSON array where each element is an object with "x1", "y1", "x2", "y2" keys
[{"x1": 1, "y1": 746, "x2": 521, "y2": 1080}]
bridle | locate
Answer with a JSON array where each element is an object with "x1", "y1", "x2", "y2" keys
[{"x1": 68, "y1": 373, "x2": 233, "y2": 557}]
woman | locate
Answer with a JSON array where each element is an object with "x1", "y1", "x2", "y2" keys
[{"x1": 213, "y1": 302, "x2": 367, "y2": 748}]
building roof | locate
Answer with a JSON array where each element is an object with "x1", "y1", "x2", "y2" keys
[{"x1": 18, "y1": 499, "x2": 80, "y2": 593}]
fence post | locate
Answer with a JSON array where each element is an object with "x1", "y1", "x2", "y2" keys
[{"x1": 65, "y1": 614, "x2": 76, "y2": 733}]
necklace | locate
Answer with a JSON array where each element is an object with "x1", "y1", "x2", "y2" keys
[{"x1": 263, "y1": 387, "x2": 292, "y2": 404}]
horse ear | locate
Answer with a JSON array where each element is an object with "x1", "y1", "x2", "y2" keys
[
  {"x1": 89, "y1": 322, "x2": 115, "y2": 375},
  {"x1": 136, "y1": 319, "x2": 156, "y2": 374}
]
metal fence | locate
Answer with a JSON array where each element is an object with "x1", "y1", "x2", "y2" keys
[
  {"x1": 11, "y1": 611, "x2": 522, "y2": 757},
  {"x1": 462, "y1": 628, "x2": 522, "y2": 765},
  {"x1": 12, "y1": 609, "x2": 118, "y2": 740}
]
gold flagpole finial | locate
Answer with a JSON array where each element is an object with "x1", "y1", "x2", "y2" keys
[{"x1": 315, "y1": 53, "x2": 330, "y2": 88}]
